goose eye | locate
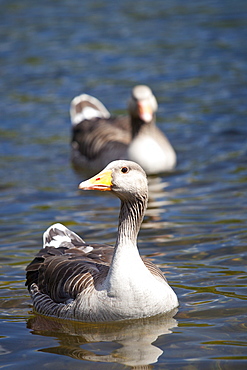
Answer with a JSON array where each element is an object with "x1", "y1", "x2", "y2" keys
[{"x1": 121, "y1": 166, "x2": 129, "y2": 174}]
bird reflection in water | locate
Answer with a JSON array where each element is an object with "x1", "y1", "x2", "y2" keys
[{"x1": 27, "y1": 309, "x2": 178, "y2": 367}]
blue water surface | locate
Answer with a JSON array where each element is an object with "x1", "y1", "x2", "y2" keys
[{"x1": 0, "y1": 0, "x2": 247, "y2": 369}]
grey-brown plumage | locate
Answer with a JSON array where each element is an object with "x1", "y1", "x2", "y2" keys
[
  {"x1": 70, "y1": 86, "x2": 176, "y2": 174},
  {"x1": 26, "y1": 160, "x2": 178, "y2": 322}
]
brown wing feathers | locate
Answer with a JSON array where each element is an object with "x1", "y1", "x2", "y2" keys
[
  {"x1": 26, "y1": 244, "x2": 112, "y2": 304},
  {"x1": 72, "y1": 117, "x2": 130, "y2": 160}
]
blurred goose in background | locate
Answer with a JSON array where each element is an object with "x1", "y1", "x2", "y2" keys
[
  {"x1": 70, "y1": 85, "x2": 177, "y2": 175},
  {"x1": 26, "y1": 160, "x2": 178, "y2": 322}
]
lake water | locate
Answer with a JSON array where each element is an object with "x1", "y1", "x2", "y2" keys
[{"x1": 0, "y1": 0, "x2": 247, "y2": 368}]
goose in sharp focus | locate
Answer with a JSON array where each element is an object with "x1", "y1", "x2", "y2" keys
[
  {"x1": 70, "y1": 85, "x2": 177, "y2": 175},
  {"x1": 26, "y1": 160, "x2": 178, "y2": 322}
]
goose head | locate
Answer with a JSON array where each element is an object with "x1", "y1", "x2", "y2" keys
[
  {"x1": 128, "y1": 85, "x2": 158, "y2": 123},
  {"x1": 78, "y1": 160, "x2": 148, "y2": 203}
]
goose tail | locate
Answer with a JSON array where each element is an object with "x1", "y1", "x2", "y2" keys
[
  {"x1": 70, "y1": 94, "x2": 111, "y2": 126},
  {"x1": 43, "y1": 223, "x2": 85, "y2": 249}
]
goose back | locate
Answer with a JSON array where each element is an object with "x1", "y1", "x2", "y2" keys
[{"x1": 26, "y1": 226, "x2": 166, "y2": 306}]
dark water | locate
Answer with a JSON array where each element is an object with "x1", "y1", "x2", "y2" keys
[{"x1": 1, "y1": 0, "x2": 247, "y2": 368}]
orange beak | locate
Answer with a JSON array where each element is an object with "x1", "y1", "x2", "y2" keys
[
  {"x1": 137, "y1": 101, "x2": 153, "y2": 122},
  {"x1": 78, "y1": 169, "x2": 113, "y2": 191}
]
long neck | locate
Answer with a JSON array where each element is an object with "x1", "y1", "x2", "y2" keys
[
  {"x1": 131, "y1": 115, "x2": 156, "y2": 138},
  {"x1": 104, "y1": 191, "x2": 149, "y2": 298},
  {"x1": 115, "y1": 195, "x2": 147, "y2": 248}
]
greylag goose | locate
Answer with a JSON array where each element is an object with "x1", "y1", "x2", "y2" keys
[
  {"x1": 70, "y1": 85, "x2": 177, "y2": 175},
  {"x1": 26, "y1": 160, "x2": 178, "y2": 322}
]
